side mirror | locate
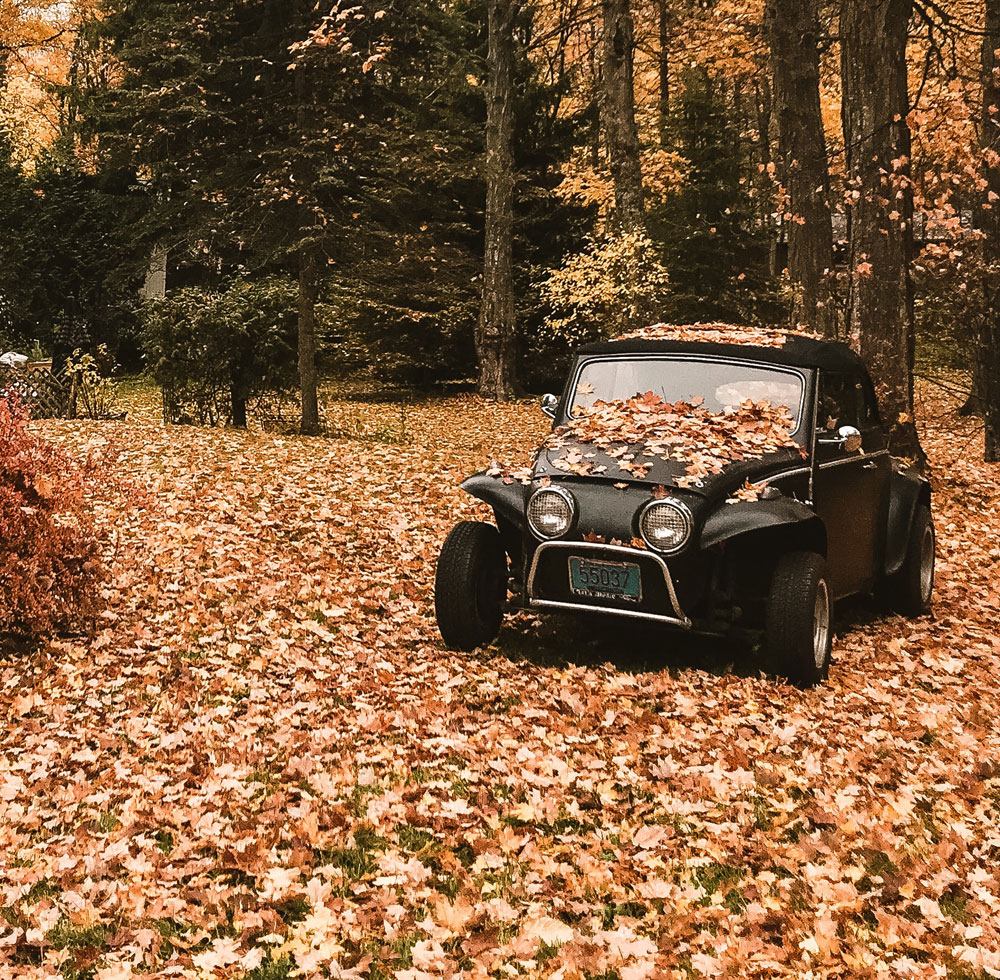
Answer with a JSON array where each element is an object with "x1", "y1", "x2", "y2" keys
[
  {"x1": 819, "y1": 424, "x2": 863, "y2": 454},
  {"x1": 541, "y1": 393, "x2": 559, "y2": 419}
]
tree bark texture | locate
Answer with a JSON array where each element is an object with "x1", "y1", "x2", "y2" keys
[
  {"x1": 765, "y1": 0, "x2": 836, "y2": 337},
  {"x1": 601, "y1": 0, "x2": 644, "y2": 233},
  {"x1": 657, "y1": 0, "x2": 670, "y2": 146},
  {"x1": 298, "y1": 247, "x2": 321, "y2": 435},
  {"x1": 477, "y1": 0, "x2": 520, "y2": 401},
  {"x1": 980, "y1": 0, "x2": 1000, "y2": 461},
  {"x1": 841, "y1": 0, "x2": 922, "y2": 460}
]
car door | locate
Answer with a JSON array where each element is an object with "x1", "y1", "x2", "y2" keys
[{"x1": 811, "y1": 372, "x2": 891, "y2": 598}]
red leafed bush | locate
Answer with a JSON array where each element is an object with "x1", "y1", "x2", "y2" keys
[{"x1": 0, "y1": 396, "x2": 105, "y2": 635}]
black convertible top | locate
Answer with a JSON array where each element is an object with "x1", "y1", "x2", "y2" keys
[{"x1": 577, "y1": 335, "x2": 867, "y2": 374}]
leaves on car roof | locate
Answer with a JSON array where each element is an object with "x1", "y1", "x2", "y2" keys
[
  {"x1": 546, "y1": 392, "x2": 807, "y2": 487},
  {"x1": 621, "y1": 322, "x2": 822, "y2": 347}
]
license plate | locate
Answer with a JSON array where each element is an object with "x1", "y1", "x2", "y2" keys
[{"x1": 569, "y1": 557, "x2": 641, "y2": 602}]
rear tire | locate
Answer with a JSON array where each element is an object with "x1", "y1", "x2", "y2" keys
[
  {"x1": 767, "y1": 551, "x2": 832, "y2": 688},
  {"x1": 434, "y1": 521, "x2": 508, "y2": 651},
  {"x1": 884, "y1": 505, "x2": 934, "y2": 617}
]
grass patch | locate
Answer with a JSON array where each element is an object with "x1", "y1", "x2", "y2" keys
[
  {"x1": 537, "y1": 940, "x2": 562, "y2": 964},
  {"x1": 152, "y1": 918, "x2": 190, "y2": 958},
  {"x1": 453, "y1": 842, "x2": 476, "y2": 868},
  {"x1": 694, "y1": 863, "x2": 745, "y2": 907},
  {"x1": 46, "y1": 920, "x2": 110, "y2": 952},
  {"x1": 435, "y1": 874, "x2": 461, "y2": 900},
  {"x1": 315, "y1": 825, "x2": 387, "y2": 881},
  {"x1": 601, "y1": 901, "x2": 647, "y2": 927},
  {"x1": 751, "y1": 793, "x2": 773, "y2": 830},
  {"x1": 397, "y1": 824, "x2": 437, "y2": 853},
  {"x1": 96, "y1": 811, "x2": 120, "y2": 834},
  {"x1": 246, "y1": 955, "x2": 294, "y2": 980},
  {"x1": 940, "y1": 889, "x2": 972, "y2": 924},
  {"x1": 26, "y1": 879, "x2": 60, "y2": 903},
  {"x1": 276, "y1": 896, "x2": 311, "y2": 925},
  {"x1": 347, "y1": 783, "x2": 383, "y2": 817}
]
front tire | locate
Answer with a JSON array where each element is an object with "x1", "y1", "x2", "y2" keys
[
  {"x1": 767, "y1": 551, "x2": 832, "y2": 688},
  {"x1": 435, "y1": 521, "x2": 508, "y2": 651}
]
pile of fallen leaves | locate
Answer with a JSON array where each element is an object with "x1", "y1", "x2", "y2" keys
[
  {"x1": 548, "y1": 391, "x2": 805, "y2": 487},
  {"x1": 1, "y1": 380, "x2": 999, "y2": 980},
  {"x1": 620, "y1": 322, "x2": 822, "y2": 347}
]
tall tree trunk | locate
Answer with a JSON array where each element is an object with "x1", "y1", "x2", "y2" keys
[
  {"x1": 601, "y1": 0, "x2": 644, "y2": 233},
  {"x1": 477, "y1": 0, "x2": 519, "y2": 400},
  {"x1": 841, "y1": 0, "x2": 922, "y2": 460},
  {"x1": 657, "y1": 0, "x2": 670, "y2": 147},
  {"x1": 981, "y1": 0, "x2": 1000, "y2": 460},
  {"x1": 766, "y1": 0, "x2": 837, "y2": 337},
  {"x1": 298, "y1": 246, "x2": 321, "y2": 434}
]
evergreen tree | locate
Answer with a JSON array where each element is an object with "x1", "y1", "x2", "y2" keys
[
  {"x1": 648, "y1": 70, "x2": 775, "y2": 325},
  {"x1": 0, "y1": 135, "x2": 139, "y2": 361}
]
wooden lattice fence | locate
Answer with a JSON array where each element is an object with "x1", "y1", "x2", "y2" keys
[{"x1": 0, "y1": 365, "x2": 71, "y2": 419}]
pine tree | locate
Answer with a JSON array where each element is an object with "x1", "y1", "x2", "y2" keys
[{"x1": 649, "y1": 70, "x2": 773, "y2": 324}]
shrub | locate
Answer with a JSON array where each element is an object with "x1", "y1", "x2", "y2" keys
[
  {"x1": 0, "y1": 396, "x2": 105, "y2": 636},
  {"x1": 142, "y1": 277, "x2": 300, "y2": 428},
  {"x1": 66, "y1": 345, "x2": 122, "y2": 420},
  {"x1": 538, "y1": 231, "x2": 671, "y2": 344}
]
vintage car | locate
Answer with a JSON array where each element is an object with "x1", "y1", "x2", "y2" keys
[{"x1": 434, "y1": 326, "x2": 934, "y2": 686}]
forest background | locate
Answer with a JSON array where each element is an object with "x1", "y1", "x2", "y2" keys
[{"x1": 0, "y1": 0, "x2": 998, "y2": 460}]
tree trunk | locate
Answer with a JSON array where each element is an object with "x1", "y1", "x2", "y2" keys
[
  {"x1": 841, "y1": 0, "x2": 922, "y2": 460},
  {"x1": 230, "y1": 377, "x2": 248, "y2": 430},
  {"x1": 477, "y1": 0, "x2": 520, "y2": 401},
  {"x1": 765, "y1": 0, "x2": 837, "y2": 337},
  {"x1": 657, "y1": 0, "x2": 670, "y2": 146},
  {"x1": 980, "y1": 0, "x2": 1000, "y2": 461},
  {"x1": 601, "y1": 0, "x2": 644, "y2": 233},
  {"x1": 958, "y1": 360, "x2": 984, "y2": 417},
  {"x1": 298, "y1": 247, "x2": 321, "y2": 434}
]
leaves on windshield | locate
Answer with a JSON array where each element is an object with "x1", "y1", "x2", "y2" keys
[
  {"x1": 621, "y1": 322, "x2": 821, "y2": 347},
  {"x1": 547, "y1": 391, "x2": 806, "y2": 487}
]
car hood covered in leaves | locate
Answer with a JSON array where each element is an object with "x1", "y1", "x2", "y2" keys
[
  {"x1": 532, "y1": 437, "x2": 806, "y2": 497},
  {"x1": 531, "y1": 392, "x2": 809, "y2": 499}
]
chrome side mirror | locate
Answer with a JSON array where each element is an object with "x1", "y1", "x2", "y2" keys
[
  {"x1": 541, "y1": 393, "x2": 559, "y2": 419},
  {"x1": 819, "y1": 424, "x2": 863, "y2": 454}
]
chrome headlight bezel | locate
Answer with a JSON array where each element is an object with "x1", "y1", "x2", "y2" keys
[
  {"x1": 638, "y1": 498, "x2": 694, "y2": 555},
  {"x1": 527, "y1": 486, "x2": 576, "y2": 541}
]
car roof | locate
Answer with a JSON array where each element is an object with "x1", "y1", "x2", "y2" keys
[{"x1": 576, "y1": 335, "x2": 868, "y2": 374}]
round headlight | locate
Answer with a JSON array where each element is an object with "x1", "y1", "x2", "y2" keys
[
  {"x1": 639, "y1": 499, "x2": 693, "y2": 554},
  {"x1": 527, "y1": 487, "x2": 576, "y2": 540}
]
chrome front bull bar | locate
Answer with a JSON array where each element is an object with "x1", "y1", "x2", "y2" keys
[{"x1": 526, "y1": 541, "x2": 693, "y2": 630}]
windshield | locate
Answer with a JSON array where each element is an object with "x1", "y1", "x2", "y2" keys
[{"x1": 572, "y1": 357, "x2": 806, "y2": 432}]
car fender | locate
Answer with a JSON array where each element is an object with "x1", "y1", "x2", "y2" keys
[
  {"x1": 460, "y1": 473, "x2": 528, "y2": 531},
  {"x1": 885, "y1": 467, "x2": 931, "y2": 577},
  {"x1": 701, "y1": 498, "x2": 827, "y2": 555}
]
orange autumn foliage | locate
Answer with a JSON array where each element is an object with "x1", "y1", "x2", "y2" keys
[{"x1": 0, "y1": 396, "x2": 105, "y2": 633}]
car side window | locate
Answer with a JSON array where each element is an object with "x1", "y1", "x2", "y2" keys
[{"x1": 817, "y1": 373, "x2": 860, "y2": 432}]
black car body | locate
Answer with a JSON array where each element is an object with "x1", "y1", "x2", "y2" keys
[{"x1": 435, "y1": 331, "x2": 934, "y2": 685}]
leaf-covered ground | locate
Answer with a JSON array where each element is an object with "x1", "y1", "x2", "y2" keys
[{"x1": 2, "y1": 381, "x2": 999, "y2": 980}]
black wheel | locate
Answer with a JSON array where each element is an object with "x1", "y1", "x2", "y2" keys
[
  {"x1": 767, "y1": 551, "x2": 832, "y2": 688},
  {"x1": 885, "y1": 506, "x2": 935, "y2": 617},
  {"x1": 434, "y1": 521, "x2": 508, "y2": 651}
]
